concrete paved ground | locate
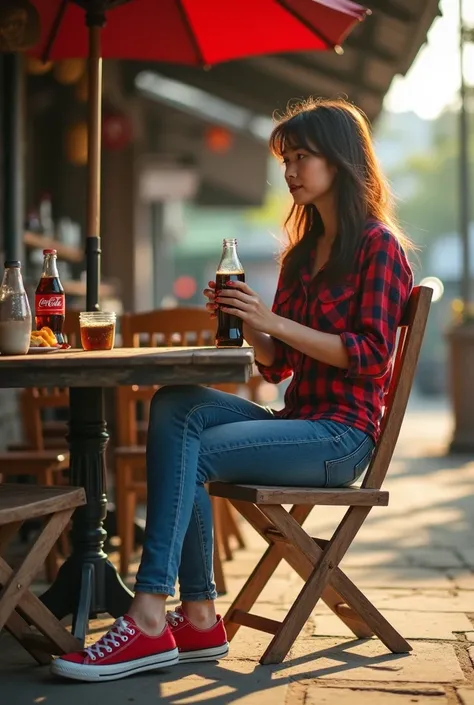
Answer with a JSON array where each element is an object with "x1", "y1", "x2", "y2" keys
[{"x1": 1, "y1": 395, "x2": 473, "y2": 704}]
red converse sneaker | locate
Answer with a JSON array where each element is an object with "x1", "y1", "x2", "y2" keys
[
  {"x1": 166, "y1": 608, "x2": 229, "y2": 663},
  {"x1": 51, "y1": 615, "x2": 179, "y2": 682}
]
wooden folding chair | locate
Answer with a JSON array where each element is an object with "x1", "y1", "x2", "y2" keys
[
  {"x1": 209, "y1": 285, "x2": 432, "y2": 664},
  {"x1": 0, "y1": 484, "x2": 85, "y2": 663}
]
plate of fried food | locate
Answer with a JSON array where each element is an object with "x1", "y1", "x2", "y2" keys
[{"x1": 28, "y1": 327, "x2": 70, "y2": 353}]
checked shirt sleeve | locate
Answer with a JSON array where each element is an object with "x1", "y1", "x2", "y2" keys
[
  {"x1": 255, "y1": 279, "x2": 294, "y2": 384},
  {"x1": 340, "y1": 229, "x2": 413, "y2": 379}
]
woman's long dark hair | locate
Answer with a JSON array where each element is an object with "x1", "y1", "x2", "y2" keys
[{"x1": 270, "y1": 98, "x2": 411, "y2": 286}]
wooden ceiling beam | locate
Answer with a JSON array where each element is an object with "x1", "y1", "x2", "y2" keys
[
  {"x1": 262, "y1": 55, "x2": 387, "y2": 98},
  {"x1": 367, "y1": 0, "x2": 416, "y2": 23},
  {"x1": 344, "y1": 35, "x2": 399, "y2": 66}
]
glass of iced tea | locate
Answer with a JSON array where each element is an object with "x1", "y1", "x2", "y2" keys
[{"x1": 79, "y1": 311, "x2": 116, "y2": 351}]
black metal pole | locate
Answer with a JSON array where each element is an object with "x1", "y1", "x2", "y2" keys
[
  {"x1": 459, "y1": 0, "x2": 471, "y2": 308},
  {"x1": 1, "y1": 53, "x2": 24, "y2": 263}
]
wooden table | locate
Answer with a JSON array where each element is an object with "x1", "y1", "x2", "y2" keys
[{"x1": 0, "y1": 346, "x2": 254, "y2": 643}]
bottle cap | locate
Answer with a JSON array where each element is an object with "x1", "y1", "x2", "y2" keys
[
  {"x1": 4, "y1": 260, "x2": 21, "y2": 268},
  {"x1": 43, "y1": 249, "x2": 57, "y2": 255}
]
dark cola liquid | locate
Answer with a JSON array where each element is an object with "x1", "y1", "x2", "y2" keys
[
  {"x1": 80, "y1": 323, "x2": 115, "y2": 351},
  {"x1": 216, "y1": 271, "x2": 245, "y2": 347}
]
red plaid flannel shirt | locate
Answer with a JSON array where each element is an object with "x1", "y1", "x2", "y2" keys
[{"x1": 256, "y1": 221, "x2": 414, "y2": 441}]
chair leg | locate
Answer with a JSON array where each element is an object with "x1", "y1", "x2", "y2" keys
[
  {"x1": 38, "y1": 468, "x2": 59, "y2": 583},
  {"x1": 223, "y1": 502, "x2": 313, "y2": 642},
  {"x1": 215, "y1": 497, "x2": 233, "y2": 561},
  {"x1": 228, "y1": 499, "x2": 408, "y2": 655},
  {"x1": 116, "y1": 462, "x2": 137, "y2": 577},
  {"x1": 120, "y1": 489, "x2": 137, "y2": 577},
  {"x1": 260, "y1": 504, "x2": 412, "y2": 664},
  {"x1": 223, "y1": 499, "x2": 246, "y2": 550},
  {"x1": 257, "y1": 504, "x2": 370, "y2": 664},
  {"x1": 5, "y1": 610, "x2": 52, "y2": 665},
  {"x1": 44, "y1": 545, "x2": 59, "y2": 583},
  {"x1": 213, "y1": 530, "x2": 226, "y2": 595},
  {"x1": 58, "y1": 526, "x2": 70, "y2": 558},
  {"x1": 277, "y1": 522, "x2": 412, "y2": 654},
  {"x1": 211, "y1": 496, "x2": 227, "y2": 594},
  {"x1": 115, "y1": 462, "x2": 127, "y2": 571}
]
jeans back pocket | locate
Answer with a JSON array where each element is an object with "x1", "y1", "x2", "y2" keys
[{"x1": 324, "y1": 436, "x2": 374, "y2": 488}]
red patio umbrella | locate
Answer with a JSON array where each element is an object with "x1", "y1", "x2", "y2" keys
[{"x1": 30, "y1": 0, "x2": 369, "y2": 309}]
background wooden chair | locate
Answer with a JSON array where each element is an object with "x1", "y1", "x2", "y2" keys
[
  {"x1": 0, "y1": 484, "x2": 85, "y2": 663},
  {"x1": 114, "y1": 307, "x2": 246, "y2": 588},
  {"x1": 209, "y1": 285, "x2": 433, "y2": 664}
]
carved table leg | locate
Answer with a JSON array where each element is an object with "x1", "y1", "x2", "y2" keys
[{"x1": 41, "y1": 387, "x2": 133, "y2": 642}]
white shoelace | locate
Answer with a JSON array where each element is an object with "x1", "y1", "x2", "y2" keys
[
  {"x1": 166, "y1": 610, "x2": 185, "y2": 628},
  {"x1": 85, "y1": 617, "x2": 136, "y2": 660}
]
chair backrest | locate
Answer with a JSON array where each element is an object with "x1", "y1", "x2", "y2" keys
[
  {"x1": 19, "y1": 387, "x2": 69, "y2": 449},
  {"x1": 121, "y1": 306, "x2": 215, "y2": 348},
  {"x1": 362, "y1": 286, "x2": 432, "y2": 490},
  {"x1": 117, "y1": 307, "x2": 219, "y2": 446}
]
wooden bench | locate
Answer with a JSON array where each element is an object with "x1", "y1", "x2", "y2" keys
[
  {"x1": 0, "y1": 484, "x2": 86, "y2": 663},
  {"x1": 209, "y1": 285, "x2": 432, "y2": 664}
]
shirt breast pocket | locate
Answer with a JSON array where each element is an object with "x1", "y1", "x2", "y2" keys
[
  {"x1": 273, "y1": 287, "x2": 294, "y2": 318},
  {"x1": 317, "y1": 284, "x2": 355, "y2": 332}
]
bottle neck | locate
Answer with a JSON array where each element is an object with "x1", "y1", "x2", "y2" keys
[
  {"x1": 217, "y1": 239, "x2": 243, "y2": 273},
  {"x1": 42, "y1": 254, "x2": 59, "y2": 278},
  {"x1": 1, "y1": 267, "x2": 25, "y2": 294}
]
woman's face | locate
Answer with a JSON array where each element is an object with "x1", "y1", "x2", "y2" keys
[{"x1": 282, "y1": 144, "x2": 337, "y2": 206}]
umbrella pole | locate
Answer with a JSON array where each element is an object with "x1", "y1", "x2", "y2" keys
[{"x1": 85, "y1": 23, "x2": 103, "y2": 312}]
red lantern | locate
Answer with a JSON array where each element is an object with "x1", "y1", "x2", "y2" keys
[
  {"x1": 173, "y1": 276, "x2": 197, "y2": 300},
  {"x1": 205, "y1": 126, "x2": 233, "y2": 154},
  {"x1": 102, "y1": 112, "x2": 132, "y2": 151}
]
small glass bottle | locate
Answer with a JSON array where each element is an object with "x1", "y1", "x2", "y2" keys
[
  {"x1": 0, "y1": 261, "x2": 32, "y2": 355},
  {"x1": 215, "y1": 238, "x2": 245, "y2": 348}
]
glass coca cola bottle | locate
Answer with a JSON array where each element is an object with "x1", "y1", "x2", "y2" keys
[
  {"x1": 216, "y1": 238, "x2": 245, "y2": 348},
  {"x1": 35, "y1": 249, "x2": 65, "y2": 343}
]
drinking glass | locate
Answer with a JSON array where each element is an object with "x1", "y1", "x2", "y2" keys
[{"x1": 79, "y1": 311, "x2": 116, "y2": 351}]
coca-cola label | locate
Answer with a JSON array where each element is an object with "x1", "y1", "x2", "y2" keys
[{"x1": 35, "y1": 294, "x2": 65, "y2": 316}]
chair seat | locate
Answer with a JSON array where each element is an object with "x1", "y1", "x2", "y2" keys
[{"x1": 209, "y1": 482, "x2": 389, "y2": 507}]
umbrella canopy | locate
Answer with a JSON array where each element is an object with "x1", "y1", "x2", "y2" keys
[
  {"x1": 28, "y1": 0, "x2": 368, "y2": 311},
  {"x1": 31, "y1": 0, "x2": 368, "y2": 64}
]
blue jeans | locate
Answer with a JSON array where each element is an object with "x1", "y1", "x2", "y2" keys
[{"x1": 134, "y1": 385, "x2": 374, "y2": 601}]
